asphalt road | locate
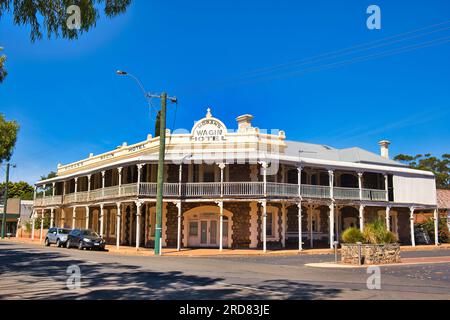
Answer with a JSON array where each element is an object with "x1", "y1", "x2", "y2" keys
[{"x1": 0, "y1": 242, "x2": 449, "y2": 300}]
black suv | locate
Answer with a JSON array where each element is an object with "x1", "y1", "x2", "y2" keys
[{"x1": 66, "y1": 229, "x2": 106, "y2": 250}]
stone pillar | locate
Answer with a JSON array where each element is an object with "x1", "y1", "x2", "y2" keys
[
  {"x1": 261, "y1": 200, "x2": 267, "y2": 252},
  {"x1": 297, "y1": 202, "x2": 302, "y2": 251},
  {"x1": 329, "y1": 202, "x2": 335, "y2": 249},
  {"x1": 135, "y1": 201, "x2": 142, "y2": 249},
  {"x1": 359, "y1": 205, "x2": 365, "y2": 232},
  {"x1": 61, "y1": 207, "x2": 65, "y2": 228},
  {"x1": 176, "y1": 201, "x2": 182, "y2": 251},
  {"x1": 85, "y1": 206, "x2": 90, "y2": 229},
  {"x1": 50, "y1": 208, "x2": 55, "y2": 228},
  {"x1": 116, "y1": 202, "x2": 121, "y2": 249},
  {"x1": 386, "y1": 206, "x2": 391, "y2": 231},
  {"x1": 410, "y1": 207, "x2": 415, "y2": 247},
  {"x1": 434, "y1": 209, "x2": 439, "y2": 246},
  {"x1": 99, "y1": 204, "x2": 105, "y2": 237}
]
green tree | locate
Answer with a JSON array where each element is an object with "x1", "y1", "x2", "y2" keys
[
  {"x1": 0, "y1": 181, "x2": 34, "y2": 200},
  {"x1": 0, "y1": 0, "x2": 132, "y2": 42},
  {"x1": 0, "y1": 113, "x2": 19, "y2": 163},
  {"x1": 394, "y1": 153, "x2": 450, "y2": 189},
  {"x1": 0, "y1": 47, "x2": 6, "y2": 82}
]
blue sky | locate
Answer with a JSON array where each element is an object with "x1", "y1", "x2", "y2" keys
[{"x1": 0, "y1": 0, "x2": 449, "y2": 184}]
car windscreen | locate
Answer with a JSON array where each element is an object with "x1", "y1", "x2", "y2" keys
[
  {"x1": 81, "y1": 230, "x2": 99, "y2": 237},
  {"x1": 58, "y1": 229, "x2": 70, "y2": 234}
]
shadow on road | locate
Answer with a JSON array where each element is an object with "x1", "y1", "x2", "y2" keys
[{"x1": 0, "y1": 243, "x2": 342, "y2": 300}]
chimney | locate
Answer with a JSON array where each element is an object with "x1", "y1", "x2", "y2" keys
[
  {"x1": 378, "y1": 140, "x2": 391, "y2": 159},
  {"x1": 236, "y1": 114, "x2": 254, "y2": 132}
]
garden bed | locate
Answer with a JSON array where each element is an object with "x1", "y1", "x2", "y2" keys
[{"x1": 341, "y1": 243, "x2": 401, "y2": 265}]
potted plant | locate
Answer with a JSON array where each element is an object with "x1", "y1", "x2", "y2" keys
[{"x1": 340, "y1": 219, "x2": 400, "y2": 265}]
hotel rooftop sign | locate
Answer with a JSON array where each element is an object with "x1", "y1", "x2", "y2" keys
[{"x1": 190, "y1": 109, "x2": 227, "y2": 142}]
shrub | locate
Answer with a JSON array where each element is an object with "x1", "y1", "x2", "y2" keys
[
  {"x1": 416, "y1": 217, "x2": 449, "y2": 243},
  {"x1": 341, "y1": 227, "x2": 364, "y2": 243},
  {"x1": 363, "y1": 219, "x2": 397, "y2": 244}
]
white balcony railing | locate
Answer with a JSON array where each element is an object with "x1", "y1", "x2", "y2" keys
[
  {"x1": 334, "y1": 187, "x2": 360, "y2": 200},
  {"x1": 34, "y1": 182, "x2": 388, "y2": 206}
]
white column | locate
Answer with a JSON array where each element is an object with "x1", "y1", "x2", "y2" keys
[
  {"x1": 31, "y1": 211, "x2": 35, "y2": 240},
  {"x1": 281, "y1": 203, "x2": 286, "y2": 248},
  {"x1": 87, "y1": 175, "x2": 91, "y2": 200},
  {"x1": 335, "y1": 206, "x2": 340, "y2": 243},
  {"x1": 85, "y1": 206, "x2": 90, "y2": 229},
  {"x1": 261, "y1": 162, "x2": 268, "y2": 197},
  {"x1": 116, "y1": 202, "x2": 121, "y2": 249},
  {"x1": 135, "y1": 201, "x2": 142, "y2": 249},
  {"x1": 386, "y1": 206, "x2": 391, "y2": 231},
  {"x1": 40, "y1": 210, "x2": 44, "y2": 242},
  {"x1": 358, "y1": 172, "x2": 363, "y2": 201},
  {"x1": 99, "y1": 204, "x2": 105, "y2": 237},
  {"x1": 43, "y1": 184, "x2": 47, "y2": 203},
  {"x1": 74, "y1": 178, "x2": 78, "y2": 202},
  {"x1": 297, "y1": 202, "x2": 302, "y2": 251},
  {"x1": 50, "y1": 208, "x2": 55, "y2": 228},
  {"x1": 101, "y1": 171, "x2": 106, "y2": 198},
  {"x1": 384, "y1": 174, "x2": 389, "y2": 202},
  {"x1": 434, "y1": 209, "x2": 439, "y2": 246},
  {"x1": 218, "y1": 201, "x2": 224, "y2": 251},
  {"x1": 178, "y1": 164, "x2": 183, "y2": 196},
  {"x1": 261, "y1": 200, "x2": 267, "y2": 253},
  {"x1": 309, "y1": 206, "x2": 313, "y2": 248},
  {"x1": 176, "y1": 201, "x2": 182, "y2": 251},
  {"x1": 359, "y1": 205, "x2": 365, "y2": 232},
  {"x1": 219, "y1": 163, "x2": 226, "y2": 197},
  {"x1": 137, "y1": 164, "x2": 143, "y2": 195},
  {"x1": 297, "y1": 167, "x2": 302, "y2": 198},
  {"x1": 410, "y1": 207, "x2": 415, "y2": 247},
  {"x1": 52, "y1": 182, "x2": 56, "y2": 197},
  {"x1": 329, "y1": 203, "x2": 335, "y2": 249},
  {"x1": 118, "y1": 167, "x2": 122, "y2": 196},
  {"x1": 328, "y1": 170, "x2": 334, "y2": 200},
  {"x1": 72, "y1": 207, "x2": 77, "y2": 228}
]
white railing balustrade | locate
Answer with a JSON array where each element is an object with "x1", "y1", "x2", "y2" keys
[
  {"x1": 267, "y1": 183, "x2": 298, "y2": 197},
  {"x1": 334, "y1": 187, "x2": 360, "y2": 200},
  {"x1": 223, "y1": 182, "x2": 263, "y2": 196},
  {"x1": 120, "y1": 183, "x2": 138, "y2": 197},
  {"x1": 184, "y1": 182, "x2": 221, "y2": 197},
  {"x1": 362, "y1": 189, "x2": 387, "y2": 201},
  {"x1": 301, "y1": 185, "x2": 330, "y2": 199}
]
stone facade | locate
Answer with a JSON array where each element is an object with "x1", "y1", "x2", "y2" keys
[
  {"x1": 341, "y1": 243, "x2": 401, "y2": 265},
  {"x1": 225, "y1": 202, "x2": 251, "y2": 248}
]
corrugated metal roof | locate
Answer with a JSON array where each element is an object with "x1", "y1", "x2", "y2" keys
[{"x1": 284, "y1": 140, "x2": 406, "y2": 168}]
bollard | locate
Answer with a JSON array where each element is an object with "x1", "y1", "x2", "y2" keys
[{"x1": 356, "y1": 242, "x2": 362, "y2": 266}]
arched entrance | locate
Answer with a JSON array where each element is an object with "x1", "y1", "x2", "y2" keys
[{"x1": 183, "y1": 205, "x2": 233, "y2": 248}]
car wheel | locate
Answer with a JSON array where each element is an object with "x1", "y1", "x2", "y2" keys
[
  {"x1": 78, "y1": 241, "x2": 84, "y2": 250},
  {"x1": 56, "y1": 239, "x2": 61, "y2": 247},
  {"x1": 66, "y1": 240, "x2": 71, "y2": 249},
  {"x1": 44, "y1": 238, "x2": 50, "y2": 247}
]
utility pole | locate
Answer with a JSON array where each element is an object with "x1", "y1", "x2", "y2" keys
[
  {"x1": 154, "y1": 92, "x2": 177, "y2": 255},
  {"x1": 116, "y1": 70, "x2": 177, "y2": 256},
  {"x1": 1, "y1": 163, "x2": 14, "y2": 239}
]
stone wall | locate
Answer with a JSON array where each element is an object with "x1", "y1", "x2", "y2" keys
[
  {"x1": 225, "y1": 202, "x2": 251, "y2": 248},
  {"x1": 341, "y1": 244, "x2": 401, "y2": 265},
  {"x1": 228, "y1": 164, "x2": 251, "y2": 182}
]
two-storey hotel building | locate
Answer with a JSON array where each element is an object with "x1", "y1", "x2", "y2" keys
[{"x1": 32, "y1": 108, "x2": 439, "y2": 251}]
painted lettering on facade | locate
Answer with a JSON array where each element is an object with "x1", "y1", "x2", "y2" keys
[{"x1": 191, "y1": 119, "x2": 227, "y2": 142}]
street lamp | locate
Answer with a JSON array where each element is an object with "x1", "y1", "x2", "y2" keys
[{"x1": 116, "y1": 70, "x2": 177, "y2": 256}]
